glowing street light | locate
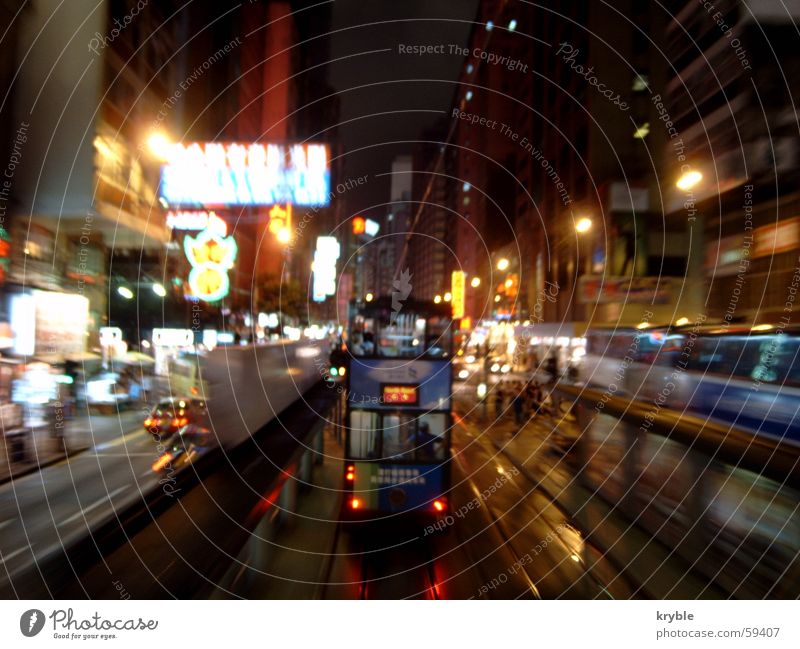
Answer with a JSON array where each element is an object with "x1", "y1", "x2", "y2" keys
[
  {"x1": 494, "y1": 295, "x2": 501, "y2": 303},
  {"x1": 434, "y1": 295, "x2": 442, "y2": 304},
  {"x1": 676, "y1": 169, "x2": 702, "y2": 191},
  {"x1": 365, "y1": 293, "x2": 374, "y2": 302},
  {"x1": 277, "y1": 228, "x2": 291, "y2": 244},
  {"x1": 470, "y1": 276, "x2": 481, "y2": 288},
  {"x1": 118, "y1": 286, "x2": 134, "y2": 300},
  {"x1": 575, "y1": 217, "x2": 592, "y2": 234},
  {"x1": 152, "y1": 283, "x2": 166, "y2": 297},
  {"x1": 146, "y1": 131, "x2": 173, "y2": 161},
  {"x1": 444, "y1": 292, "x2": 452, "y2": 302},
  {"x1": 497, "y1": 258, "x2": 510, "y2": 271}
]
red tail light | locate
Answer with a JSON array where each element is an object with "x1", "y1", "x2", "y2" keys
[
  {"x1": 433, "y1": 499, "x2": 446, "y2": 512},
  {"x1": 144, "y1": 418, "x2": 153, "y2": 427},
  {"x1": 350, "y1": 498, "x2": 361, "y2": 509},
  {"x1": 346, "y1": 471, "x2": 355, "y2": 481}
]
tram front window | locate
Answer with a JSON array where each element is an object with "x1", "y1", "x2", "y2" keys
[{"x1": 348, "y1": 411, "x2": 447, "y2": 461}]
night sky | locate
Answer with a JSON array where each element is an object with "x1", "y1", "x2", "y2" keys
[{"x1": 329, "y1": 0, "x2": 479, "y2": 217}]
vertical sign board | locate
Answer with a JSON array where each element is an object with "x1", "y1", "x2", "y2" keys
[
  {"x1": 313, "y1": 236, "x2": 340, "y2": 302},
  {"x1": 451, "y1": 270, "x2": 466, "y2": 319}
]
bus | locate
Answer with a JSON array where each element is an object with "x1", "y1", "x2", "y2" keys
[{"x1": 342, "y1": 297, "x2": 453, "y2": 518}]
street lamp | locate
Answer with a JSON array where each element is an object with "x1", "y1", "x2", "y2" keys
[
  {"x1": 152, "y1": 283, "x2": 166, "y2": 297},
  {"x1": 276, "y1": 228, "x2": 291, "y2": 244},
  {"x1": 434, "y1": 295, "x2": 442, "y2": 304},
  {"x1": 575, "y1": 217, "x2": 592, "y2": 234},
  {"x1": 676, "y1": 169, "x2": 702, "y2": 191},
  {"x1": 497, "y1": 258, "x2": 510, "y2": 271},
  {"x1": 470, "y1": 276, "x2": 481, "y2": 288},
  {"x1": 444, "y1": 292, "x2": 452, "y2": 302},
  {"x1": 365, "y1": 293, "x2": 374, "y2": 302},
  {"x1": 118, "y1": 286, "x2": 134, "y2": 300},
  {"x1": 146, "y1": 131, "x2": 172, "y2": 161},
  {"x1": 494, "y1": 295, "x2": 501, "y2": 303}
]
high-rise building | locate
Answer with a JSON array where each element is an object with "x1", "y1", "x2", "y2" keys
[{"x1": 663, "y1": 0, "x2": 800, "y2": 325}]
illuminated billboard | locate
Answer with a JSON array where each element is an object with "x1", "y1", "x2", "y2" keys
[
  {"x1": 451, "y1": 270, "x2": 465, "y2": 319},
  {"x1": 160, "y1": 143, "x2": 330, "y2": 206},
  {"x1": 312, "y1": 236, "x2": 340, "y2": 302}
]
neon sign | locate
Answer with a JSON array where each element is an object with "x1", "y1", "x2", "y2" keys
[
  {"x1": 160, "y1": 143, "x2": 330, "y2": 206},
  {"x1": 183, "y1": 218, "x2": 238, "y2": 302},
  {"x1": 166, "y1": 210, "x2": 227, "y2": 232},
  {"x1": 268, "y1": 204, "x2": 292, "y2": 236},
  {"x1": 312, "y1": 236, "x2": 340, "y2": 302},
  {"x1": 451, "y1": 271, "x2": 466, "y2": 319}
]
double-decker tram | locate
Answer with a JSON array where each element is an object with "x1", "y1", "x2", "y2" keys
[{"x1": 342, "y1": 297, "x2": 453, "y2": 519}]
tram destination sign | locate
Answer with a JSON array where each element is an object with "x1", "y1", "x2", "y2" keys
[{"x1": 381, "y1": 384, "x2": 419, "y2": 406}]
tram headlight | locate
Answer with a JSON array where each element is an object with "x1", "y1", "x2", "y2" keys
[{"x1": 458, "y1": 369, "x2": 469, "y2": 380}]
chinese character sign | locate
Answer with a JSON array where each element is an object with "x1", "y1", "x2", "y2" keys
[
  {"x1": 183, "y1": 218, "x2": 238, "y2": 302},
  {"x1": 451, "y1": 270, "x2": 465, "y2": 319},
  {"x1": 160, "y1": 143, "x2": 330, "y2": 206}
]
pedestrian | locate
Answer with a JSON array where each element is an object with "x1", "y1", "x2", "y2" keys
[
  {"x1": 512, "y1": 391, "x2": 524, "y2": 426},
  {"x1": 494, "y1": 384, "x2": 505, "y2": 416}
]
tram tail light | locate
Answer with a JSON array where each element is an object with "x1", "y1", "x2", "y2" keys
[
  {"x1": 346, "y1": 471, "x2": 355, "y2": 481},
  {"x1": 144, "y1": 418, "x2": 154, "y2": 427},
  {"x1": 350, "y1": 498, "x2": 361, "y2": 509},
  {"x1": 433, "y1": 499, "x2": 446, "y2": 512}
]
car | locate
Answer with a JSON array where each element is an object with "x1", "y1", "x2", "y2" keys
[
  {"x1": 151, "y1": 424, "x2": 215, "y2": 474},
  {"x1": 144, "y1": 397, "x2": 207, "y2": 439},
  {"x1": 84, "y1": 372, "x2": 132, "y2": 413}
]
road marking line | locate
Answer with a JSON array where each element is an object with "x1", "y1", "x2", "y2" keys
[
  {"x1": 93, "y1": 428, "x2": 147, "y2": 451},
  {"x1": 0, "y1": 545, "x2": 31, "y2": 565},
  {"x1": 89, "y1": 453, "x2": 153, "y2": 457},
  {"x1": 0, "y1": 520, "x2": 12, "y2": 531},
  {"x1": 60, "y1": 486, "x2": 128, "y2": 526}
]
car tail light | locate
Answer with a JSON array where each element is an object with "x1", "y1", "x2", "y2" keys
[
  {"x1": 144, "y1": 418, "x2": 153, "y2": 427},
  {"x1": 178, "y1": 418, "x2": 188, "y2": 426},
  {"x1": 151, "y1": 454, "x2": 172, "y2": 472}
]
